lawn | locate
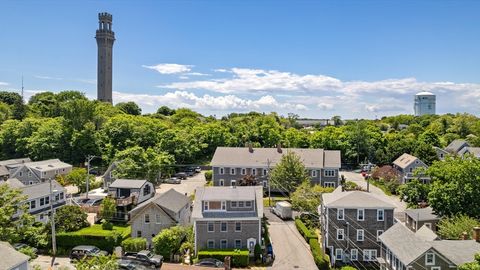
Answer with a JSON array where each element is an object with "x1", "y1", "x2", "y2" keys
[
  {"x1": 263, "y1": 196, "x2": 289, "y2": 207},
  {"x1": 67, "y1": 224, "x2": 131, "y2": 237}
]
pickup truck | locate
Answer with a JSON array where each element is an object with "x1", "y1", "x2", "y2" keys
[{"x1": 123, "y1": 250, "x2": 163, "y2": 268}]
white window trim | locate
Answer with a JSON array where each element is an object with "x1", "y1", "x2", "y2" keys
[
  {"x1": 230, "y1": 168, "x2": 236, "y2": 175},
  {"x1": 207, "y1": 222, "x2": 214, "y2": 232},
  {"x1": 357, "y1": 229, "x2": 364, "y2": 241},
  {"x1": 377, "y1": 230, "x2": 384, "y2": 241},
  {"x1": 335, "y1": 248, "x2": 343, "y2": 260},
  {"x1": 357, "y1": 209, "x2": 365, "y2": 221},
  {"x1": 324, "y1": 169, "x2": 336, "y2": 177},
  {"x1": 203, "y1": 201, "x2": 209, "y2": 211},
  {"x1": 207, "y1": 239, "x2": 215, "y2": 249},
  {"x1": 220, "y1": 239, "x2": 228, "y2": 248},
  {"x1": 252, "y1": 168, "x2": 256, "y2": 175},
  {"x1": 219, "y1": 167, "x2": 224, "y2": 175},
  {"x1": 235, "y1": 222, "x2": 242, "y2": 232},
  {"x1": 234, "y1": 239, "x2": 242, "y2": 249},
  {"x1": 241, "y1": 168, "x2": 246, "y2": 175},
  {"x1": 144, "y1": 214, "x2": 150, "y2": 224},
  {"x1": 245, "y1": 201, "x2": 252, "y2": 207},
  {"x1": 219, "y1": 179, "x2": 224, "y2": 186},
  {"x1": 377, "y1": 209, "x2": 385, "y2": 221},
  {"x1": 425, "y1": 252, "x2": 435, "y2": 265},
  {"x1": 363, "y1": 249, "x2": 377, "y2": 261},
  {"x1": 337, "y1": 208, "x2": 344, "y2": 220},
  {"x1": 324, "y1": 182, "x2": 336, "y2": 188},
  {"x1": 337, "y1": 229, "x2": 344, "y2": 240},
  {"x1": 351, "y1": 249, "x2": 358, "y2": 261},
  {"x1": 262, "y1": 169, "x2": 267, "y2": 176},
  {"x1": 156, "y1": 214, "x2": 162, "y2": 224},
  {"x1": 231, "y1": 180, "x2": 236, "y2": 186},
  {"x1": 431, "y1": 267, "x2": 441, "y2": 270},
  {"x1": 263, "y1": 181, "x2": 267, "y2": 188},
  {"x1": 220, "y1": 222, "x2": 227, "y2": 232},
  {"x1": 311, "y1": 170, "x2": 317, "y2": 177}
]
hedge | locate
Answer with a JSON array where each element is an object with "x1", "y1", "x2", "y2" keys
[
  {"x1": 121, "y1": 237, "x2": 147, "y2": 252},
  {"x1": 197, "y1": 249, "x2": 249, "y2": 267},
  {"x1": 295, "y1": 218, "x2": 317, "y2": 241},
  {"x1": 309, "y1": 239, "x2": 330, "y2": 270},
  {"x1": 57, "y1": 224, "x2": 131, "y2": 253}
]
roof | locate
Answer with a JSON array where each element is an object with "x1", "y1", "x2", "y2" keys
[
  {"x1": 210, "y1": 147, "x2": 341, "y2": 168},
  {"x1": 0, "y1": 158, "x2": 31, "y2": 166},
  {"x1": 431, "y1": 240, "x2": 480, "y2": 265},
  {"x1": 5, "y1": 178, "x2": 25, "y2": 188},
  {"x1": 393, "y1": 153, "x2": 420, "y2": 169},
  {"x1": 24, "y1": 159, "x2": 72, "y2": 172},
  {"x1": 445, "y1": 139, "x2": 469, "y2": 154},
  {"x1": 0, "y1": 165, "x2": 9, "y2": 176},
  {"x1": 405, "y1": 207, "x2": 440, "y2": 222},
  {"x1": 322, "y1": 186, "x2": 396, "y2": 209},
  {"x1": 109, "y1": 179, "x2": 148, "y2": 189},
  {"x1": 0, "y1": 241, "x2": 29, "y2": 269},
  {"x1": 460, "y1": 147, "x2": 480, "y2": 158},
  {"x1": 130, "y1": 189, "x2": 190, "y2": 217},
  {"x1": 415, "y1": 225, "x2": 439, "y2": 241},
  {"x1": 20, "y1": 180, "x2": 65, "y2": 200},
  {"x1": 192, "y1": 186, "x2": 264, "y2": 220},
  {"x1": 415, "y1": 91, "x2": 435, "y2": 96}
]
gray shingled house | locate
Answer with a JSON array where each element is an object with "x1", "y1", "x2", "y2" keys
[
  {"x1": 0, "y1": 241, "x2": 30, "y2": 270},
  {"x1": 192, "y1": 186, "x2": 263, "y2": 254},
  {"x1": 210, "y1": 146, "x2": 341, "y2": 188},
  {"x1": 392, "y1": 153, "x2": 430, "y2": 184},
  {"x1": 129, "y1": 189, "x2": 191, "y2": 243},
  {"x1": 379, "y1": 223, "x2": 480, "y2": 270},
  {"x1": 0, "y1": 158, "x2": 72, "y2": 186},
  {"x1": 404, "y1": 207, "x2": 440, "y2": 232},
  {"x1": 320, "y1": 187, "x2": 396, "y2": 267}
]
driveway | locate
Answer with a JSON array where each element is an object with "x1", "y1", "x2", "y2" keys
[
  {"x1": 265, "y1": 211, "x2": 318, "y2": 270},
  {"x1": 341, "y1": 171, "x2": 406, "y2": 212},
  {"x1": 156, "y1": 172, "x2": 206, "y2": 196},
  {"x1": 31, "y1": 255, "x2": 75, "y2": 269}
]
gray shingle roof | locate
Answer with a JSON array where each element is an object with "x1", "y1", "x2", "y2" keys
[
  {"x1": 110, "y1": 179, "x2": 147, "y2": 189},
  {"x1": 6, "y1": 178, "x2": 25, "y2": 188},
  {"x1": 0, "y1": 165, "x2": 9, "y2": 176},
  {"x1": 0, "y1": 158, "x2": 31, "y2": 166},
  {"x1": 431, "y1": 240, "x2": 480, "y2": 265},
  {"x1": 460, "y1": 147, "x2": 480, "y2": 158},
  {"x1": 24, "y1": 159, "x2": 72, "y2": 172},
  {"x1": 130, "y1": 189, "x2": 191, "y2": 217},
  {"x1": 322, "y1": 187, "x2": 396, "y2": 209},
  {"x1": 415, "y1": 225, "x2": 439, "y2": 241},
  {"x1": 405, "y1": 207, "x2": 440, "y2": 222},
  {"x1": 0, "y1": 241, "x2": 29, "y2": 269},
  {"x1": 445, "y1": 139, "x2": 469, "y2": 154},
  {"x1": 20, "y1": 180, "x2": 65, "y2": 200},
  {"x1": 210, "y1": 147, "x2": 341, "y2": 168},
  {"x1": 393, "y1": 153, "x2": 419, "y2": 169}
]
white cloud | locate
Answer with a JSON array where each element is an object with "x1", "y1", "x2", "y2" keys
[
  {"x1": 0, "y1": 82, "x2": 9, "y2": 86},
  {"x1": 185, "y1": 72, "x2": 210, "y2": 76},
  {"x1": 74, "y1": 78, "x2": 96, "y2": 85},
  {"x1": 142, "y1": 63, "x2": 193, "y2": 74},
  {"x1": 34, "y1": 75, "x2": 63, "y2": 80},
  {"x1": 318, "y1": 102, "x2": 334, "y2": 111}
]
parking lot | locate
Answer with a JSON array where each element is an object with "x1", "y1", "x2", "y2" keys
[{"x1": 156, "y1": 171, "x2": 206, "y2": 196}]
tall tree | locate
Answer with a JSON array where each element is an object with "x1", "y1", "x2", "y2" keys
[
  {"x1": 99, "y1": 196, "x2": 116, "y2": 221},
  {"x1": 115, "y1": 102, "x2": 142, "y2": 116},
  {"x1": 269, "y1": 151, "x2": 309, "y2": 193}
]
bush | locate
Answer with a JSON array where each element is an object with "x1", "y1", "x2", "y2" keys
[
  {"x1": 295, "y1": 218, "x2": 317, "y2": 241},
  {"x1": 344, "y1": 181, "x2": 359, "y2": 191},
  {"x1": 19, "y1": 246, "x2": 37, "y2": 260},
  {"x1": 102, "y1": 220, "x2": 114, "y2": 230},
  {"x1": 197, "y1": 249, "x2": 249, "y2": 267},
  {"x1": 204, "y1": 170, "x2": 212, "y2": 181},
  {"x1": 121, "y1": 238, "x2": 147, "y2": 252},
  {"x1": 55, "y1": 205, "x2": 89, "y2": 232},
  {"x1": 153, "y1": 226, "x2": 188, "y2": 260},
  {"x1": 341, "y1": 267, "x2": 357, "y2": 270},
  {"x1": 254, "y1": 243, "x2": 261, "y2": 262},
  {"x1": 309, "y1": 239, "x2": 330, "y2": 270}
]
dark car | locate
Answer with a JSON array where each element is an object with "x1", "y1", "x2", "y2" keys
[
  {"x1": 117, "y1": 259, "x2": 154, "y2": 270},
  {"x1": 194, "y1": 258, "x2": 224, "y2": 268},
  {"x1": 123, "y1": 250, "x2": 163, "y2": 268},
  {"x1": 174, "y1": 172, "x2": 187, "y2": 180},
  {"x1": 70, "y1": 245, "x2": 108, "y2": 261}
]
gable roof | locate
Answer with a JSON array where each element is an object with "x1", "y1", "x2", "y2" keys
[
  {"x1": 5, "y1": 178, "x2": 25, "y2": 188},
  {"x1": 459, "y1": 147, "x2": 480, "y2": 158},
  {"x1": 393, "y1": 153, "x2": 420, "y2": 169},
  {"x1": 110, "y1": 179, "x2": 147, "y2": 189},
  {"x1": 415, "y1": 225, "x2": 439, "y2": 241},
  {"x1": 322, "y1": 186, "x2": 396, "y2": 209},
  {"x1": 20, "y1": 180, "x2": 65, "y2": 200},
  {"x1": 0, "y1": 241, "x2": 29, "y2": 269},
  {"x1": 130, "y1": 189, "x2": 190, "y2": 218},
  {"x1": 405, "y1": 207, "x2": 440, "y2": 222},
  {"x1": 24, "y1": 159, "x2": 72, "y2": 172},
  {"x1": 445, "y1": 139, "x2": 469, "y2": 154},
  {"x1": 0, "y1": 158, "x2": 31, "y2": 167},
  {"x1": 431, "y1": 240, "x2": 480, "y2": 265},
  {"x1": 210, "y1": 147, "x2": 341, "y2": 168}
]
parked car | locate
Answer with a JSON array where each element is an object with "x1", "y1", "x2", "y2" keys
[
  {"x1": 12, "y1": 243, "x2": 38, "y2": 255},
  {"x1": 164, "y1": 177, "x2": 181, "y2": 184},
  {"x1": 123, "y1": 250, "x2": 163, "y2": 268},
  {"x1": 194, "y1": 166, "x2": 201, "y2": 173},
  {"x1": 174, "y1": 172, "x2": 187, "y2": 180},
  {"x1": 185, "y1": 168, "x2": 195, "y2": 177},
  {"x1": 271, "y1": 201, "x2": 292, "y2": 220},
  {"x1": 117, "y1": 259, "x2": 153, "y2": 270},
  {"x1": 194, "y1": 258, "x2": 224, "y2": 268},
  {"x1": 75, "y1": 197, "x2": 91, "y2": 205},
  {"x1": 86, "y1": 198, "x2": 103, "y2": 206},
  {"x1": 70, "y1": 245, "x2": 108, "y2": 261}
]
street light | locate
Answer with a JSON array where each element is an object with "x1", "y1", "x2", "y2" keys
[
  {"x1": 85, "y1": 155, "x2": 101, "y2": 199},
  {"x1": 49, "y1": 178, "x2": 58, "y2": 267}
]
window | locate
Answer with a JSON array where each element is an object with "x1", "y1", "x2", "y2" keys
[
  {"x1": 203, "y1": 201, "x2": 209, "y2": 211},
  {"x1": 239, "y1": 201, "x2": 244, "y2": 207},
  {"x1": 39, "y1": 213, "x2": 44, "y2": 220},
  {"x1": 377, "y1": 209, "x2": 384, "y2": 221},
  {"x1": 357, "y1": 229, "x2": 364, "y2": 241},
  {"x1": 235, "y1": 222, "x2": 241, "y2": 232},
  {"x1": 425, "y1": 223, "x2": 432, "y2": 229},
  {"x1": 377, "y1": 230, "x2": 384, "y2": 241},
  {"x1": 30, "y1": 200, "x2": 36, "y2": 209},
  {"x1": 241, "y1": 168, "x2": 246, "y2": 175},
  {"x1": 137, "y1": 231, "x2": 142, "y2": 237},
  {"x1": 55, "y1": 194, "x2": 59, "y2": 201},
  {"x1": 219, "y1": 179, "x2": 224, "y2": 186},
  {"x1": 144, "y1": 214, "x2": 150, "y2": 224},
  {"x1": 156, "y1": 214, "x2": 162, "y2": 224},
  {"x1": 357, "y1": 209, "x2": 365, "y2": 221},
  {"x1": 234, "y1": 239, "x2": 242, "y2": 249},
  {"x1": 208, "y1": 222, "x2": 214, "y2": 232},
  {"x1": 245, "y1": 201, "x2": 252, "y2": 207},
  {"x1": 350, "y1": 249, "x2": 358, "y2": 261},
  {"x1": 337, "y1": 209, "x2": 344, "y2": 220},
  {"x1": 324, "y1": 182, "x2": 336, "y2": 188},
  {"x1": 220, "y1": 239, "x2": 227, "y2": 249},
  {"x1": 426, "y1": 252, "x2": 435, "y2": 265},
  {"x1": 263, "y1": 181, "x2": 267, "y2": 188},
  {"x1": 40, "y1": 198, "x2": 45, "y2": 206},
  {"x1": 45, "y1": 196, "x2": 49, "y2": 205},
  {"x1": 19, "y1": 172, "x2": 23, "y2": 177},
  {"x1": 363, "y1": 249, "x2": 377, "y2": 261},
  {"x1": 386, "y1": 249, "x2": 391, "y2": 263},
  {"x1": 207, "y1": 240, "x2": 215, "y2": 249},
  {"x1": 231, "y1": 201, "x2": 237, "y2": 208},
  {"x1": 409, "y1": 167, "x2": 413, "y2": 172},
  {"x1": 324, "y1": 169, "x2": 336, "y2": 177},
  {"x1": 431, "y1": 267, "x2": 441, "y2": 270},
  {"x1": 28, "y1": 171, "x2": 32, "y2": 177},
  {"x1": 143, "y1": 185, "x2": 151, "y2": 196},
  {"x1": 221, "y1": 222, "x2": 227, "y2": 232},
  {"x1": 337, "y1": 229, "x2": 344, "y2": 240},
  {"x1": 263, "y1": 169, "x2": 267, "y2": 176},
  {"x1": 60, "y1": 192, "x2": 64, "y2": 200},
  {"x1": 230, "y1": 168, "x2": 236, "y2": 175},
  {"x1": 219, "y1": 167, "x2": 224, "y2": 175},
  {"x1": 252, "y1": 168, "x2": 256, "y2": 175},
  {"x1": 335, "y1": 249, "x2": 343, "y2": 260},
  {"x1": 221, "y1": 201, "x2": 226, "y2": 210},
  {"x1": 311, "y1": 170, "x2": 317, "y2": 177},
  {"x1": 231, "y1": 180, "x2": 236, "y2": 186}
]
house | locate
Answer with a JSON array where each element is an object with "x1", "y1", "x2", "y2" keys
[
  {"x1": 458, "y1": 146, "x2": 480, "y2": 159},
  {"x1": 0, "y1": 241, "x2": 30, "y2": 270},
  {"x1": 319, "y1": 187, "x2": 396, "y2": 266},
  {"x1": 445, "y1": 139, "x2": 470, "y2": 155},
  {"x1": 210, "y1": 146, "x2": 341, "y2": 188},
  {"x1": 379, "y1": 223, "x2": 480, "y2": 270},
  {"x1": 108, "y1": 179, "x2": 155, "y2": 206},
  {"x1": 2, "y1": 158, "x2": 72, "y2": 186},
  {"x1": 392, "y1": 153, "x2": 430, "y2": 184},
  {"x1": 129, "y1": 189, "x2": 191, "y2": 243},
  {"x1": 433, "y1": 146, "x2": 449, "y2": 161},
  {"x1": 192, "y1": 186, "x2": 264, "y2": 254},
  {"x1": 102, "y1": 161, "x2": 120, "y2": 189},
  {"x1": 404, "y1": 207, "x2": 440, "y2": 232}
]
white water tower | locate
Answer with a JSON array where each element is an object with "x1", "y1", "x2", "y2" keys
[{"x1": 414, "y1": 92, "x2": 436, "y2": 116}]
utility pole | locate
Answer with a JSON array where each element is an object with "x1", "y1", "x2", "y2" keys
[
  {"x1": 49, "y1": 178, "x2": 57, "y2": 267},
  {"x1": 267, "y1": 159, "x2": 271, "y2": 207},
  {"x1": 85, "y1": 155, "x2": 100, "y2": 199}
]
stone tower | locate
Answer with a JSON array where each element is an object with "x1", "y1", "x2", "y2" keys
[{"x1": 95, "y1": 12, "x2": 115, "y2": 103}]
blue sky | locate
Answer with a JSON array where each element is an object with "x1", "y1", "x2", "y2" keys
[{"x1": 1, "y1": 0, "x2": 479, "y2": 118}]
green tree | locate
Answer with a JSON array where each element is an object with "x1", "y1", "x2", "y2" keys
[
  {"x1": 460, "y1": 253, "x2": 480, "y2": 270},
  {"x1": 437, "y1": 215, "x2": 479, "y2": 240},
  {"x1": 427, "y1": 156, "x2": 480, "y2": 217},
  {"x1": 157, "y1": 105, "x2": 175, "y2": 116},
  {"x1": 153, "y1": 226, "x2": 188, "y2": 260},
  {"x1": 54, "y1": 205, "x2": 89, "y2": 232},
  {"x1": 115, "y1": 102, "x2": 142, "y2": 115},
  {"x1": 269, "y1": 151, "x2": 309, "y2": 193},
  {"x1": 291, "y1": 181, "x2": 334, "y2": 213},
  {"x1": 65, "y1": 168, "x2": 95, "y2": 193},
  {"x1": 74, "y1": 255, "x2": 118, "y2": 270},
  {"x1": 26, "y1": 118, "x2": 67, "y2": 160},
  {"x1": 28, "y1": 91, "x2": 60, "y2": 117},
  {"x1": 0, "y1": 91, "x2": 26, "y2": 120},
  {"x1": 413, "y1": 142, "x2": 438, "y2": 166},
  {"x1": 398, "y1": 179, "x2": 430, "y2": 208},
  {"x1": 99, "y1": 196, "x2": 116, "y2": 221}
]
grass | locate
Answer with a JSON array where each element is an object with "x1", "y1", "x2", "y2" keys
[
  {"x1": 68, "y1": 224, "x2": 131, "y2": 237},
  {"x1": 263, "y1": 196, "x2": 289, "y2": 207},
  {"x1": 369, "y1": 178, "x2": 393, "y2": 196}
]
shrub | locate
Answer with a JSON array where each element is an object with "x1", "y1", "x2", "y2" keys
[
  {"x1": 204, "y1": 170, "x2": 212, "y2": 181},
  {"x1": 197, "y1": 249, "x2": 249, "y2": 267},
  {"x1": 19, "y1": 246, "x2": 37, "y2": 260},
  {"x1": 153, "y1": 226, "x2": 188, "y2": 260},
  {"x1": 102, "y1": 220, "x2": 114, "y2": 230},
  {"x1": 309, "y1": 239, "x2": 330, "y2": 270},
  {"x1": 344, "y1": 181, "x2": 359, "y2": 191},
  {"x1": 121, "y1": 238, "x2": 147, "y2": 252},
  {"x1": 341, "y1": 267, "x2": 357, "y2": 270},
  {"x1": 55, "y1": 205, "x2": 89, "y2": 232},
  {"x1": 295, "y1": 218, "x2": 317, "y2": 241},
  {"x1": 438, "y1": 215, "x2": 480, "y2": 240},
  {"x1": 254, "y1": 243, "x2": 262, "y2": 261}
]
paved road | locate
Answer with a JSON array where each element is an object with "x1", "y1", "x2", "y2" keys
[
  {"x1": 156, "y1": 172, "x2": 206, "y2": 196},
  {"x1": 341, "y1": 171, "x2": 406, "y2": 212},
  {"x1": 265, "y1": 211, "x2": 318, "y2": 270},
  {"x1": 31, "y1": 255, "x2": 75, "y2": 269}
]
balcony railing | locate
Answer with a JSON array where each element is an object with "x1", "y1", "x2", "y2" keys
[{"x1": 116, "y1": 196, "x2": 137, "y2": 206}]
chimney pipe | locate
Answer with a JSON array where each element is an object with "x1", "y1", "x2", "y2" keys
[
  {"x1": 461, "y1": 232, "x2": 469, "y2": 240},
  {"x1": 248, "y1": 143, "x2": 253, "y2": 153},
  {"x1": 473, "y1": 227, "x2": 480, "y2": 242},
  {"x1": 277, "y1": 143, "x2": 282, "y2": 153}
]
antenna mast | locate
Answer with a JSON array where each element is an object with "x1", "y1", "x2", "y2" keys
[{"x1": 21, "y1": 75, "x2": 24, "y2": 101}]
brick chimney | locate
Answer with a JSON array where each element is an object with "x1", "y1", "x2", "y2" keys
[
  {"x1": 473, "y1": 227, "x2": 480, "y2": 242},
  {"x1": 461, "y1": 232, "x2": 469, "y2": 240},
  {"x1": 277, "y1": 143, "x2": 282, "y2": 153},
  {"x1": 248, "y1": 143, "x2": 254, "y2": 153}
]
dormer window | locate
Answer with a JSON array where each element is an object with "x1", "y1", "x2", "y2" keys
[
  {"x1": 245, "y1": 201, "x2": 252, "y2": 207},
  {"x1": 204, "y1": 201, "x2": 226, "y2": 211}
]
